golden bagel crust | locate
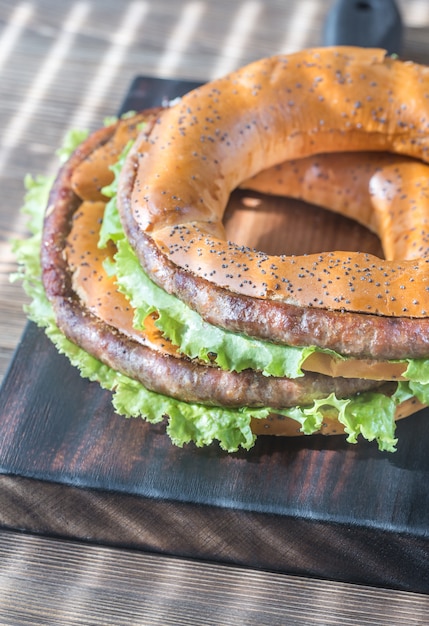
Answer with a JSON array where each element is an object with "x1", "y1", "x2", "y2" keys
[
  {"x1": 242, "y1": 152, "x2": 429, "y2": 262},
  {"x1": 71, "y1": 109, "x2": 161, "y2": 202},
  {"x1": 122, "y1": 47, "x2": 429, "y2": 319}
]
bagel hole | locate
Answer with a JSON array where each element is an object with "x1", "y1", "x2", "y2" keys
[{"x1": 224, "y1": 189, "x2": 384, "y2": 258}]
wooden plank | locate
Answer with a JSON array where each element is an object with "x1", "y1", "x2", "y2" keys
[
  {"x1": 1, "y1": 74, "x2": 429, "y2": 595},
  {"x1": 0, "y1": 529, "x2": 428, "y2": 626}
]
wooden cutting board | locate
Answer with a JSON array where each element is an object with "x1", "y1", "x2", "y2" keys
[{"x1": 0, "y1": 76, "x2": 428, "y2": 594}]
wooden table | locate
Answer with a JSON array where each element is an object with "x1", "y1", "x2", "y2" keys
[{"x1": 2, "y1": 0, "x2": 429, "y2": 622}]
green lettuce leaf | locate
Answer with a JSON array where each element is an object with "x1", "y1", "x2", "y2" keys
[
  {"x1": 98, "y1": 139, "x2": 134, "y2": 248},
  {"x1": 112, "y1": 376, "x2": 267, "y2": 451},
  {"x1": 404, "y1": 358, "x2": 429, "y2": 385},
  {"x1": 56, "y1": 129, "x2": 89, "y2": 163},
  {"x1": 277, "y1": 391, "x2": 398, "y2": 452},
  {"x1": 400, "y1": 360, "x2": 429, "y2": 406},
  {"x1": 338, "y1": 392, "x2": 397, "y2": 451}
]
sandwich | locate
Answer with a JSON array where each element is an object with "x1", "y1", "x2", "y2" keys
[{"x1": 13, "y1": 47, "x2": 429, "y2": 453}]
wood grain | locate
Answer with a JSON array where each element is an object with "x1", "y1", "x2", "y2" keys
[{"x1": 0, "y1": 529, "x2": 428, "y2": 626}]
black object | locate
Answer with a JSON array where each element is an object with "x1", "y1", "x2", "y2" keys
[{"x1": 323, "y1": 0, "x2": 403, "y2": 55}]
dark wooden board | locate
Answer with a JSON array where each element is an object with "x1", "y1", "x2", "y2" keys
[{"x1": 1, "y1": 77, "x2": 429, "y2": 594}]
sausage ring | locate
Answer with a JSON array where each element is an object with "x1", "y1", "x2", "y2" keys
[{"x1": 118, "y1": 46, "x2": 429, "y2": 360}]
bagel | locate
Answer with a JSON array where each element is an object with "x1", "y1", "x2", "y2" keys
[
  {"x1": 117, "y1": 46, "x2": 429, "y2": 360},
  {"x1": 14, "y1": 46, "x2": 429, "y2": 453},
  {"x1": 242, "y1": 151, "x2": 429, "y2": 262}
]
